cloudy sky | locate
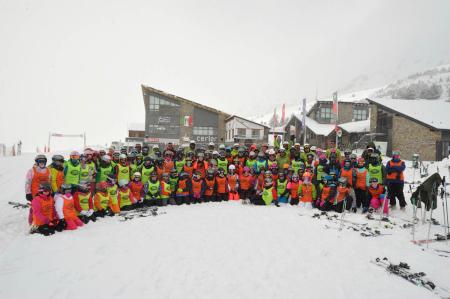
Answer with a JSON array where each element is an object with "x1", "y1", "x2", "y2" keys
[{"x1": 1, "y1": 0, "x2": 449, "y2": 151}]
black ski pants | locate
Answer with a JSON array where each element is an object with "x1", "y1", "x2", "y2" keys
[{"x1": 388, "y1": 183, "x2": 406, "y2": 207}]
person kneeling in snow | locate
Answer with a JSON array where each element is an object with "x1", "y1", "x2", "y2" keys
[
  {"x1": 118, "y1": 179, "x2": 137, "y2": 211},
  {"x1": 73, "y1": 180, "x2": 95, "y2": 224},
  {"x1": 332, "y1": 177, "x2": 353, "y2": 213},
  {"x1": 251, "y1": 178, "x2": 279, "y2": 206},
  {"x1": 31, "y1": 183, "x2": 58, "y2": 236},
  {"x1": 368, "y1": 178, "x2": 388, "y2": 216},
  {"x1": 93, "y1": 182, "x2": 118, "y2": 217},
  {"x1": 55, "y1": 184, "x2": 84, "y2": 231},
  {"x1": 317, "y1": 175, "x2": 337, "y2": 211},
  {"x1": 276, "y1": 172, "x2": 289, "y2": 204}
]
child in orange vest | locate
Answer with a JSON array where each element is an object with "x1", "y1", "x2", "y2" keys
[
  {"x1": 215, "y1": 167, "x2": 229, "y2": 201},
  {"x1": 298, "y1": 172, "x2": 317, "y2": 208},
  {"x1": 129, "y1": 172, "x2": 144, "y2": 206},
  {"x1": 318, "y1": 176, "x2": 337, "y2": 211},
  {"x1": 73, "y1": 181, "x2": 95, "y2": 224},
  {"x1": 93, "y1": 182, "x2": 119, "y2": 217},
  {"x1": 118, "y1": 179, "x2": 137, "y2": 210},
  {"x1": 354, "y1": 157, "x2": 369, "y2": 212},
  {"x1": 239, "y1": 166, "x2": 254, "y2": 204},
  {"x1": 288, "y1": 173, "x2": 301, "y2": 205},
  {"x1": 368, "y1": 178, "x2": 388, "y2": 216},
  {"x1": 204, "y1": 169, "x2": 216, "y2": 202},
  {"x1": 227, "y1": 165, "x2": 239, "y2": 200},
  {"x1": 333, "y1": 177, "x2": 353, "y2": 213},
  {"x1": 55, "y1": 184, "x2": 84, "y2": 231},
  {"x1": 160, "y1": 173, "x2": 172, "y2": 206},
  {"x1": 176, "y1": 172, "x2": 191, "y2": 205},
  {"x1": 190, "y1": 172, "x2": 204, "y2": 204},
  {"x1": 183, "y1": 157, "x2": 194, "y2": 178},
  {"x1": 31, "y1": 182, "x2": 57, "y2": 235}
]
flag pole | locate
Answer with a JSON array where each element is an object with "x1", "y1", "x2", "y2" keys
[{"x1": 302, "y1": 98, "x2": 307, "y2": 144}]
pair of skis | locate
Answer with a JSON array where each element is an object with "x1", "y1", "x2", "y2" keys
[
  {"x1": 119, "y1": 206, "x2": 163, "y2": 221},
  {"x1": 371, "y1": 257, "x2": 450, "y2": 297}
]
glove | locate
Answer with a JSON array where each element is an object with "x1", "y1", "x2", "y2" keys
[
  {"x1": 55, "y1": 219, "x2": 67, "y2": 232},
  {"x1": 80, "y1": 210, "x2": 89, "y2": 216},
  {"x1": 87, "y1": 209, "x2": 94, "y2": 217},
  {"x1": 26, "y1": 193, "x2": 33, "y2": 201}
]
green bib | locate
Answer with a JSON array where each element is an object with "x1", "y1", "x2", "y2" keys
[
  {"x1": 141, "y1": 166, "x2": 154, "y2": 184},
  {"x1": 65, "y1": 162, "x2": 81, "y2": 185},
  {"x1": 316, "y1": 165, "x2": 325, "y2": 181},
  {"x1": 96, "y1": 192, "x2": 110, "y2": 210},
  {"x1": 117, "y1": 164, "x2": 130, "y2": 184},
  {"x1": 262, "y1": 187, "x2": 274, "y2": 205},
  {"x1": 175, "y1": 159, "x2": 185, "y2": 173},
  {"x1": 217, "y1": 159, "x2": 228, "y2": 174},
  {"x1": 119, "y1": 189, "x2": 132, "y2": 208},
  {"x1": 146, "y1": 181, "x2": 160, "y2": 198},
  {"x1": 368, "y1": 164, "x2": 382, "y2": 183},
  {"x1": 98, "y1": 165, "x2": 112, "y2": 183},
  {"x1": 78, "y1": 192, "x2": 91, "y2": 211},
  {"x1": 277, "y1": 179, "x2": 288, "y2": 195},
  {"x1": 107, "y1": 184, "x2": 118, "y2": 205}
]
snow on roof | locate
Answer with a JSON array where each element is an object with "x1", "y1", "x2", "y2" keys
[
  {"x1": 339, "y1": 119, "x2": 370, "y2": 133},
  {"x1": 248, "y1": 100, "x2": 316, "y2": 126},
  {"x1": 317, "y1": 87, "x2": 381, "y2": 103},
  {"x1": 370, "y1": 97, "x2": 450, "y2": 130},
  {"x1": 128, "y1": 123, "x2": 145, "y2": 131},
  {"x1": 305, "y1": 116, "x2": 335, "y2": 136}
]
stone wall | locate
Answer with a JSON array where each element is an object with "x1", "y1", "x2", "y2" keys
[
  {"x1": 338, "y1": 103, "x2": 354, "y2": 124},
  {"x1": 392, "y1": 115, "x2": 440, "y2": 161}
]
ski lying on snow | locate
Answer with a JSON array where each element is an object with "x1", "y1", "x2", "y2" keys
[
  {"x1": 371, "y1": 257, "x2": 450, "y2": 297},
  {"x1": 8, "y1": 201, "x2": 29, "y2": 209},
  {"x1": 119, "y1": 207, "x2": 164, "y2": 221},
  {"x1": 411, "y1": 233, "x2": 450, "y2": 244}
]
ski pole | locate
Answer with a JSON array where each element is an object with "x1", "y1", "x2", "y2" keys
[
  {"x1": 426, "y1": 198, "x2": 434, "y2": 249},
  {"x1": 379, "y1": 187, "x2": 388, "y2": 226},
  {"x1": 440, "y1": 186, "x2": 448, "y2": 245},
  {"x1": 339, "y1": 195, "x2": 347, "y2": 231}
]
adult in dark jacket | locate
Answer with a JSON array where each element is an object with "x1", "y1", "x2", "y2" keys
[{"x1": 385, "y1": 150, "x2": 406, "y2": 209}]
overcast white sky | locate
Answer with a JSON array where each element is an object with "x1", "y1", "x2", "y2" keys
[{"x1": 1, "y1": 0, "x2": 449, "y2": 151}]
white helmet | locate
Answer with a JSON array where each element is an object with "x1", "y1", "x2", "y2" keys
[
  {"x1": 118, "y1": 179, "x2": 128, "y2": 187},
  {"x1": 229, "y1": 164, "x2": 236, "y2": 170},
  {"x1": 268, "y1": 149, "x2": 276, "y2": 155}
]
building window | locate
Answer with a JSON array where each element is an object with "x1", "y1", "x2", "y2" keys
[
  {"x1": 193, "y1": 126, "x2": 217, "y2": 136},
  {"x1": 149, "y1": 95, "x2": 179, "y2": 111},
  {"x1": 353, "y1": 107, "x2": 368, "y2": 121},
  {"x1": 319, "y1": 106, "x2": 332, "y2": 121},
  {"x1": 251, "y1": 129, "x2": 260, "y2": 138},
  {"x1": 237, "y1": 128, "x2": 246, "y2": 137}
]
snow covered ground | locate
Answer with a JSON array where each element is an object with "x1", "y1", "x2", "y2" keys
[{"x1": 0, "y1": 154, "x2": 450, "y2": 299}]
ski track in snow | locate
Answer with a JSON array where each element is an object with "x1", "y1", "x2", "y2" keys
[{"x1": 0, "y1": 154, "x2": 449, "y2": 299}]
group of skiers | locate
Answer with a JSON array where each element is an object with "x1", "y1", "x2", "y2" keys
[{"x1": 25, "y1": 139, "x2": 407, "y2": 236}]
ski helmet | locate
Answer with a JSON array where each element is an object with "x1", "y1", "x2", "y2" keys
[
  {"x1": 51, "y1": 155, "x2": 64, "y2": 163},
  {"x1": 35, "y1": 154, "x2": 47, "y2": 164},
  {"x1": 38, "y1": 182, "x2": 52, "y2": 193},
  {"x1": 60, "y1": 184, "x2": 72, "y2": 193},
  {"x1": 78, "y1": 181, "x2": 90, "y2": 192},
  {"x1": 118, "y1": 179, "x2": 128, "y2": 188}
]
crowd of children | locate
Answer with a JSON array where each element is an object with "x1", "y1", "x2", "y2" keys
[{"x1": 25, "y1": 140, "x2": 406, "y2": 236}]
